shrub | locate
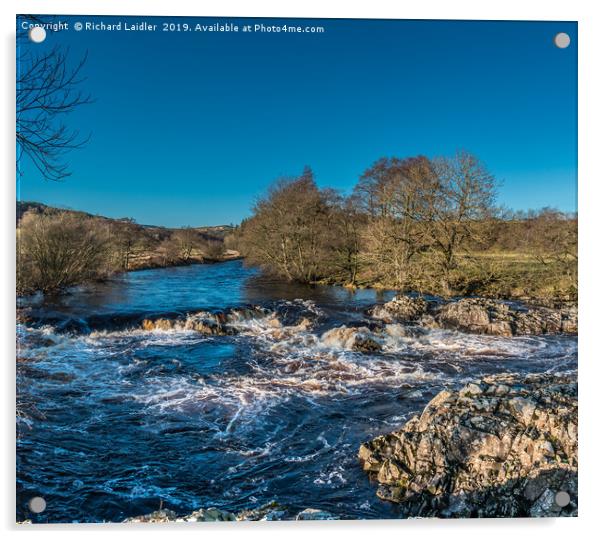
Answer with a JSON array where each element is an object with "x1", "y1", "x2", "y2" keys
[{"x1": 17, "y1": 210, "x2": 113, "y2": 294}]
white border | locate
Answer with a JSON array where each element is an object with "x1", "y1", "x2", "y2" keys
[{"x1": 2, "y1": 1, "x2": 601, "y2": 538}]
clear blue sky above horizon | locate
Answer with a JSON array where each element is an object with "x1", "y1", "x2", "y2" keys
[{"x1": 17, "y1": 16, "x2": 577, "y2": 227}]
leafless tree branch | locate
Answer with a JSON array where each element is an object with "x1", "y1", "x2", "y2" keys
[{"x1": 17, "y1": 17, "x2": 93, "y2": 181}]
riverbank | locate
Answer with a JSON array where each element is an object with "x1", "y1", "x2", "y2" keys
[
  {"x1": 359, "y1": 371, "x2": 577, "y2": 518},
  {"x1": 16, "y1": 201, "x2": 238, "y2": 296},
  {"x1": 16, "y1": 261, "x2": 577, "y2": 522},
  {"x1": 312, "y1": 250, "x2": 577, "y2": 305},
  {"x1": 118, "y1": 249, "x2": 242, "y2": 272}
]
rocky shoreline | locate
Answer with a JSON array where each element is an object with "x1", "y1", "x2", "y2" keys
[
  {"x1": 358, "y1": 371, "x2": 577, "y2": 518},
  {"x1": 369, "y1": 295, "x2": 577, "y2": 336},
  {"x1": 125, "y1": 370, "x2": 578, "y2": 522},
  {"x1": 133, "y1": 297, "x2": 579, "y2": 521},
  {"x1": 124, "y1": 504, "x2": 338, "y2": 523},
  {"x1": 138, "y1": 295, "x2": 577, "y2": 353},
  {"x1": 19, "y1": 292, "x2": 578, "y2": 522}
]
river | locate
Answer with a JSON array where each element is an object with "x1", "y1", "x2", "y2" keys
[{"x1": 16, "y1": 259, "x2": 577, "y2": 522}]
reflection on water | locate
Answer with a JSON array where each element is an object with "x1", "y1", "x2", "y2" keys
[
  {"x1": 17, "y1": 260, "x2": 577, "y2": 522},
  {"x1": 244, "y1": 271, "x2": 394, "y2": 307},
  {"x1": 22, "y1": 261, "x2": 395, "y2": 317}
]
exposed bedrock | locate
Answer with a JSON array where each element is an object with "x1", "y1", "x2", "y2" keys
[
  {"x1": 370, "y1": 295, "x2": 577, "y2": 336},
  {"x1": 321, "y1": 325, "x2": 383, "y2": 353},
  {"x1": 140, "y1": 305, "x2": 274, "y2": 335},
  {"x1": 369, "y1": 295, "x2": 429, "y2": 323},
  {"x1": 140, "y1": 302, "x2": 320, "y2": 337},
  {"x1": 358, "y1": 372, "x2": 577, "y2": 518},
  {"x1": 435, "y1": 298, "x2": 577, "y2": 336},
  {"x1": 124, "y1": 503, "x2": 338, "y2": 522}
]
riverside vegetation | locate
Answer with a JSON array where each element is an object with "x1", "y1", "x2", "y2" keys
[
  {"x1": 16, "y1": 202, "x2": 237, "y2": 295},
  {"x1": 16, "y1": 152, "x2": 578, "y2": 521},
  {"x1": 17, "y1": 152, "x2": 577, "y2": 301},
  {"x1": 231, "y1": 152, "x2": 577, "y2": 302}
]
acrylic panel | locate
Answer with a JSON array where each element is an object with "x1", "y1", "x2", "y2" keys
[{"x1": 16, "y1": 15, "x2": 578, "y2": 523}]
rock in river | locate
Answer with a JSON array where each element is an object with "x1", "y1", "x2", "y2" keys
[
  {"x1": 124, "y1": 507, "x2": 237, "y2": 523},
  {"x1": 358, "y1": 372, "x2": 577, "y2": 518},
  {"x1": 369, "y1": 295, "x2": 578, "y2": 336},
  {"x1": 321, "y1": 326, "x2": 382, "y2": 353},
  {"x1": 124, "y1": 503, "x2": 337, "y2": 522},
  {"x1": 140, "y1": 305, "x2": 273, "y2": 335},
  {"x1": 369, "y1": 295, "x2": 429, "y2": 323},
  {"x1": 295, "y1": 508, "x2": 339, "y2": 520},
  {"x1": 434, "y1": 298, "x2": 577, "y2": 336},
  {"x1": 435, "y1": 298, "x2": 515, "y2": 336}
]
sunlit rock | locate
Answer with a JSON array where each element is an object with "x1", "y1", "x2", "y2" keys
[
  {"x1": 358, "y1": 372, "x2": 577, "y2": 517},
  {"x1": 321, "y1": 326, "x2": 382, "y2": 353},
  {"x1": 141, "y1": 318, "x2": 174, "y2": 331},
  {"x1": 295, "y1": 508, "x2": 339, "y2": 520},
  {"x1": 369, "y1": 296, "x2": 429, "y2": 323},
  {"x1": 368, "y1": 296, "x2": 577, "y2": 336}
]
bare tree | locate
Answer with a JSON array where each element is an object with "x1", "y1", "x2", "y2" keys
[
  {"x1": 239, "y1": 167, "x2": 332, "y2": 283},
  {"x1": 328, "y1": 193, "x2": 364, "y2": 285},
  {"x1": 157, "y1": 237, "x2": 181, "y2": 266},
  {"x1": 427, "y1": 151, "x2": 497, "y2": 294},
  {"x1": 355, "y1": 156, "x2": 436, "y2": 288},
  {"x1": 110, "y1": 218, "x2": 140, "y2": 270},
  {"x1": 170, "y1": 227, "x2": 199, "y2": 261},
  {"x1": 200, "y1": 238, "x2": 225, "y2": 260},
  {"x1": 17, "y1": 18, "x2": 92, "y2": 181},
  {"x1": 17, "y1": 210, "x2": 112, "y2": 294}
]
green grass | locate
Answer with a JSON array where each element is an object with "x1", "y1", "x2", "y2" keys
[{"x1": 335, "y1": 250, "x2": 577, "y2": 302}]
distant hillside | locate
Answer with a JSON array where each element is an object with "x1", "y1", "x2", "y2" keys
[
  {"x1": 17, "y1": 201, "x2": 240, "y2": 276},
  {"x1": 17, "y1": 201, "x2": 234, "y2": 236}
]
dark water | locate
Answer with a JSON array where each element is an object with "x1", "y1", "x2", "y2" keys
[{"x1": 16, "y1": 260, "x2": 577, "y2": 522}]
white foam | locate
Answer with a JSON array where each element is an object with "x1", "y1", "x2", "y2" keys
[{"x1": 18, "y1": 307, "x2": 577, "y2": 430}]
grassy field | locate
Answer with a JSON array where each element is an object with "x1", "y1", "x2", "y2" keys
[{"x1": 344, "y1": 250, "x2": 577, "y2": 303}]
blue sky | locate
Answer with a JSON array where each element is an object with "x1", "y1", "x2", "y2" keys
[{"x1": 17, "y1": 17, "x2": 577, "y2": 227}]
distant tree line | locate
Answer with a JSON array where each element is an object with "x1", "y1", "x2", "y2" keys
[
  {"x1": 17, "y1": 204, "x2": 230, "y2": 295},
  {"x1": 231, "y1": 152, "x2": 577, "y2": 300},
  {"x1": 16, "y1": 152, "x2": 577, "y2": 300}
]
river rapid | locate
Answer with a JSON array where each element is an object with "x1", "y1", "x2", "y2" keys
[{"x1": 16, "y1": 260, "x2": 577, "y2": 522}]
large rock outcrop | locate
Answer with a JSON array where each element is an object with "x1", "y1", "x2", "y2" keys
[
  {"x1": 370, "y1": 296, "x2": 577, "y2": 336},
  {"x1": 435, "y1": 298, "x2": 577, "y2": 336},
  {"x1": 359, "y1": 372, "x2": 577, "y2": 518}
]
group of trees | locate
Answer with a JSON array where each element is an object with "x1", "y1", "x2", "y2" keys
[
  {"x1": 233, "y1": 152, "x2": 577, "y2": 300},
  {"x1": 17, "y1": 205, "x2": 228, "y2": 295},
  {"x1": 14, "y1": 20, "x2": 576, "y2": 301},
  {"x1": 157, "y1": 227, "x2": 225, "y2": 267},
  {"x1": 16, "y1": 152, "x2": 577, "y2": 300},
  {"x1": 17, "y1": 211, "x2": 113, "y2": 294}
]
